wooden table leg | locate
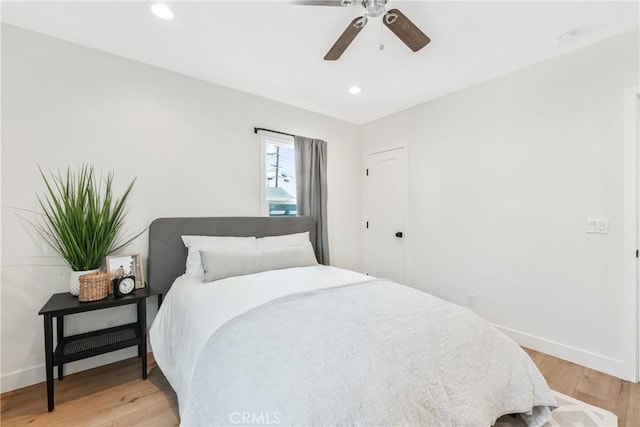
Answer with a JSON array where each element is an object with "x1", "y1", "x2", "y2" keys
[
  {"x1": 56, "y1": 316, "x2": 64, "y2": 380},
  {"x1": 138, "y1": 298, "x2": 147, "y2": 380},
  {"x1": 43, "y1": 314, "x2": 54, "y2": 411}
]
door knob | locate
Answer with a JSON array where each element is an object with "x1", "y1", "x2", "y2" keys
[{"x1": 395, "y1": 232, "x2": 403, "y2": 238}]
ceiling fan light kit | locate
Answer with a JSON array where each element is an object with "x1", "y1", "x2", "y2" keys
[
  {"x1": 294, "y1": 0, "x2": 430, "y2": 60},
  {"x1": 364, "y1": 0, "x2": 387, "y2": 18}
]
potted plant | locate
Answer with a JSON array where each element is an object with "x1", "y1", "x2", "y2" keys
[{"x1": 35, "y1": 164, "x2": 140, "y2": 296}]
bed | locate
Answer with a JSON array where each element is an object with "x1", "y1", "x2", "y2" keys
[{"x1": 148, "y1": 216, "x2": 557, "y2": 426}]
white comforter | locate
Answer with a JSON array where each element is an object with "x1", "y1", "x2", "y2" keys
[
  {"x1": 150, "y1": 266, "x2": 369, "y2": 409},
  {"x1": 149, "y1": 266, "x2": 556, "y2": 426}
]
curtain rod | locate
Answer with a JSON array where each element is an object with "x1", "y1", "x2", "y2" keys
[{"x1": 254, "y1": 127, "x2": 296, "y2": 138}]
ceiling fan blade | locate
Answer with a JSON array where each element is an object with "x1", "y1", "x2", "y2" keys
[
  {"x1": 383, "y1": 8, "x2": 431, "y2": 52},
  {"x1": 324, "y1": 16, "x2": 367, "y2": 61},
  {"x1": 290, "y1": 0, "x2": 357, "y2": 6}
]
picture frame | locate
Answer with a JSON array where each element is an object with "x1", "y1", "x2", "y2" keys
[{"x1": 105, "y1": 254, "x2": 145, "y2": 290}]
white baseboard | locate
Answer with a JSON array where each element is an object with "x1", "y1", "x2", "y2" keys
[
  {"x1": 1, "y1": 365, "x2": 46, "y2": 394},
  {"x1": 1, "y1": 347, "x2": 143, "y2": 393},
  {"x1": 494, "y1": 323, "x2": 633, "y2": 381}
]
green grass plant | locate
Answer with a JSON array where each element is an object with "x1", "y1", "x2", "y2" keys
[{"x1": 35, "y1": 165, "x2": 139, "y2": 271}]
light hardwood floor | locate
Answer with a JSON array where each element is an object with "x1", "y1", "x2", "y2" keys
[{"x1": 1, "y1": 349, "x2": 638, "y2": 426}]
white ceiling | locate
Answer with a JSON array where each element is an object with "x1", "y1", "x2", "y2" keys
[{"x1": 2, "y1": 1, "x2": 638, "y2": 124}]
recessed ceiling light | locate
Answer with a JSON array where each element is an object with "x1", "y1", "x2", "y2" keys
[
  {"x1": 150, "y1": 3, "x2": 174, "y2": 20},
  {"x1": 348, "y1": 86, "x2": 362, "y2": 95}
]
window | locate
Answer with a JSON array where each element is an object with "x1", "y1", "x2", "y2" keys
[{"x1": 260, "y1": 133, "x2": 297, "y2": 216}]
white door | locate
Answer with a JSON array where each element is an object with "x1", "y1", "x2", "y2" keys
[
  {"x1": 636, "y1": 92, "x2": 640, "y2": 380},
  {"x1": 364, "y1": 147, "x2": 407, "y2": 283}
]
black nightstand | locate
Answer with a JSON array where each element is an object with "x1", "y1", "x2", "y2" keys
[{"x1": 38, "y1": 288, "x2": 150, "y2": 411}]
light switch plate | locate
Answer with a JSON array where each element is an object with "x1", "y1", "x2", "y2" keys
[
  {"x1": 586, "y1": 217, "x2": 608, "y2": 234},
  {"x1": 597, "y1": 218, "x2": 608, "y2": 233},
  {"x1": 587, "y1": 218, "x2": 598, "y2": 233}
]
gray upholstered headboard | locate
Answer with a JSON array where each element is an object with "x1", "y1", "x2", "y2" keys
[{"x1": 148, "y1": 216, "x2": 316, "y2": 296}]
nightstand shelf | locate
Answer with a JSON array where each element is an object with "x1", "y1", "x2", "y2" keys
[
  {"x1": 54, "y1": 323, "x2": 139, "y2": 364},
  {"x1": 39, "y1": 288, "x2": 150, "y2": 412}
]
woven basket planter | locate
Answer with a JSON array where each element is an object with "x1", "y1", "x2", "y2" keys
[{"x1": 78, "y1": 272, "x2": 110, "y2": 302}]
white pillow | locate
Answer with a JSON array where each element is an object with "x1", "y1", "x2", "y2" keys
[
  {"x1": 256, "y1": 231, "x2": 310, "y2": 250},
  {"x1": 181, "y1": 235, "x2": 258, "y2": 276},
  {"x1": 201, "y1": 242, "x2": 318, "y2": 283}
]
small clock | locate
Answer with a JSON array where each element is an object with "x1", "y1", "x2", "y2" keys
[{"x1": 113, "y1": 275, "x2": 136, "y2": 297}]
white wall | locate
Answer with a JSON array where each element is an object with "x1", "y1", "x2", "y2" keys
[
  {"x1": 0, "y1": 24, "x2": 362, "y2": 392},
  {"x1": 362, "y1": 30, "x2": 639, "y2": 380}
]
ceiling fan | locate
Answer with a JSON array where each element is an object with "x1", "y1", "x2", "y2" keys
[{"x1": 292, "y1": 0, "x2": 431, "y2": 60}]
